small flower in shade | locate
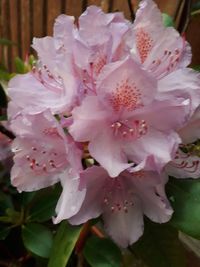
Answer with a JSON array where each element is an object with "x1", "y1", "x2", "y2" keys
[
  {"x1": 166, "y1": 148, "x2": 200, "y2": 179},
  {"x1": 10, "y1": 110, "x2": 82, "y2": 192},
  {"x1": 54, "y1": 166, "x2": 173, "y2": 248},
  {"x1": 70, "y1": 57, "x2": 188, "y2": 177},
  {"x1": 166, "y1": 107, "x2": 200, "y2": 179}
]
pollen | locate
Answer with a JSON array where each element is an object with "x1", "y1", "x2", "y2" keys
[
  {"x1": 111, "y1": 79, "x2": 142, "y2": 111},
  {"x1": 136, "y1": 28, "x2": 153, "y2": 64},
  {"x1": 93, "y1": 55, "x2": 107, "y2": 76},
  {"x1": 43, "y1": 127, "x2": 61, "y2": 138}
]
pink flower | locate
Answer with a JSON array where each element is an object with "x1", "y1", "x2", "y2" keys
[
  {"x1": 128, "y1": 0, "x2": 191, "y2": 79},
  {"x1": 33, "y1": 6, "x2": 131, "y2": 105},
  {"x1": 8, "y1": 65, "x2": 78, "y2": 117},
  {"x1": 166, "y1": 108, "x2": 200, "y2": 179},
  {"x1": 70, "y1": 57, "x2": 188, "y2": 177},
  {"x1": 54, "y1": 166, "x2": 173, "y2": 247},
  {"x1": 7, "y1": 0, "x2": 200, "y2": 247},
  {"x1": 10, "y1": 110, "x2": 82, "y2": 192},
  {"x1": 166, "y1": 148, "x2": 200, "y2": 179},
  {"x1": 178, "y1": 107, "x2": 200, "y2": 144}
]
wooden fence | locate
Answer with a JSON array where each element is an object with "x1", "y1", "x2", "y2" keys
[{"x1": 0, "y1": 0, "x2": 199, "y2": 70}]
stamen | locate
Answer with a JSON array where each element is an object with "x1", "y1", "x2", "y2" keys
[{"x1": 111, "y1": 119, "x2": 147, "y2": 139}]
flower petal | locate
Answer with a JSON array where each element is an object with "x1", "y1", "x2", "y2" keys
[
  {"x1": 103, "y1": 196, "x2": 143, "y2": 248},
  {"x1": 97, "y1": 57, "x2": 157, "y2": 110},
  {"x1": 69, "y1": 96, "x2": 108, "y2": 141},
  {"x1": 69, "y1": 166, "x2": 107, "y2": 224},
  {"x1": 158, "y1": 68, "x2": 200, "y2": 113},
  {"x1": 132, "y1": 171, "x2": 173, "y2": 223},
  {"x1": 54, "y1": 170, "x2": 86, "y2": 224},
  {"x1": 179, "y1": 107, "x2": 200, "y2": 144},
  {"x1": 125, "y1": 129, "x2": 181, "y2": 172},
  {"x1": 166, "y1": 149, "x2": 200, "y2": 179},
  {"x1": 130, "y1": 0, "x2": 191, "y2": 77},
  {"x1": 89, "y1": 130, "x2": 131, "y2": 177}
]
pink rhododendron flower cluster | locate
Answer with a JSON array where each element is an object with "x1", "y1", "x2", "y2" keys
[{"x1": 8, "y1": 0, "x2": 200, "y2": 247}]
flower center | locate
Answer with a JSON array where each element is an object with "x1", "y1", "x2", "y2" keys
[
  {"x1": 148, "y1": 48, "x2": 181, "y2": 78},
  {"x1": 102, "y1": 178, "x2": 134, "y2": 214},
  {"x1": 24, "y1": 143, "x2": 67, "y2": 175},
  {"x1": 32, "y1": 64, "x2": 64, "y2": 94},
  {"x1": 110, "y1": 119, "x2": 147, "y2": 139}
]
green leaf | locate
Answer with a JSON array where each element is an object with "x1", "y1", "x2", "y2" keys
[
  {"x1": 0, "y1": 38, "x2": 17, "y2": 46},
  {"x1": 122, "y1": 251, "x2": 147, "y2": 267},
  {"x1": 0, "y1": 114, "x2": 7, "y2": 121},
  {"x1": 48, "y1": 221, "x2": 82, "y2": 267},
  {"x1": 0, "y1": 192, "x2": 13, "y2": 213},
  {"x1": 28, "y1": 54, "x2": 36, "y2": 67},
  {"x1": 83, "y1": 236, "x2": 122, "y2": 267},
  {"x1": 28, "y1": 187, "x2": 60, "y2": 222},
  {"x1": 131, "y1": 220, "x2": 186, "y2": 267},
  {"x1": 192, "y1": 2, "x2": 200, "y2": 12},
  {"x1": 14, "y1": 57, "x2": 27, "y2": 74},
  {"x1": 192, "y1": 65, "x2": 200, "y2": 72},
  {"x1": 22, "y1": 223, "x2": 53, "y2": 258},
  {"x1": 167, "y1": 178, "x2": 200, "y2": 239},
  {"x1": 0, "y1": 83, "x2": 7, "y2": 108},
  {"x1": 162, "y1": 13, "x2": 174, "y2": 27},
  {"x1": 20, "y1": 192, "x2": 36, "y2": 207},
  {"x1": 0, "y1": 70, "x2": 11, "y2": 81},
  {"x1": 191, "y1": 1, "x2": 200, "y2": 17},
  {"x1": 0, "y1": 225, "x2": 11, "y2": 240}
]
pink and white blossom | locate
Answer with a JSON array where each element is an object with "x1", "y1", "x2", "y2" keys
[
  {"x1": 7, "y1": 0, "x2": 200, "y2": 247},
  {"x1": 10, "y1": 110, "x2": 82, "y2": 192},
  {"x1": 54, "y1": 166, "x2": 173, "y2": 247},
  {"x1": 69, "y1": 57, "x2": 188, "y2": 177},
  {"x1": 166, "y1": 107, "x2": 200, "y2": 179},
  {"x1": 128, "y1": 0, "x2": 191, "y2": 79}
]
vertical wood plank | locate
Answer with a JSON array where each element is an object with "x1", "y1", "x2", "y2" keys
[
  {"x1": 47, "y1": 0, "x2": 62, "y2": 35},
  {"x1": 0, "y1": 0, "x2": 10, "y2": 69},
  {"x1": 33, "y1": 0, "x2": 44, "y2": 37},
  {"x1": 155, "y1": 0, "x2": 182, "y2": 18},
  {"x1": 9, "y1": 0, "x2": 20, "y2": 70},
  {"x1": 100, "y1": 0, "x2": 110, "y2": 12},
  {"x1": 87, "y1": 0, "x2": 102, "y2": 6},
  {"x1": 112, "y1": 0, "x2": 131, "y2": 19},
  {"x1": 186, "y1": 16, "x2": 200, "y2": 65},
  {"x1": 65, "y1": 0, "x2": 83, "y2": 18},
  {"x1": 20, "y1": 0, "x2": 30, "y2": 60},
  {"x1": 0, "y1": 0, "x2": 2, "y2": 64}
]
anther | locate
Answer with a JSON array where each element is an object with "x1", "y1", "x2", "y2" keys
[
  {"x1": 111, "y1": 206, "x2": 115, "y2": 213},
  {"x1": 42, "y1": 164, "x2": 47, "y2": 172},
  {"x1": 124, "y1": 206, "x2": 128, "y2": 213},
  {"x1": 122, "y1": 131, "x2": 127, "y2": 137},
  {"x1": 30, "y1": 162, "x2": 34, "y2": 169}
]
